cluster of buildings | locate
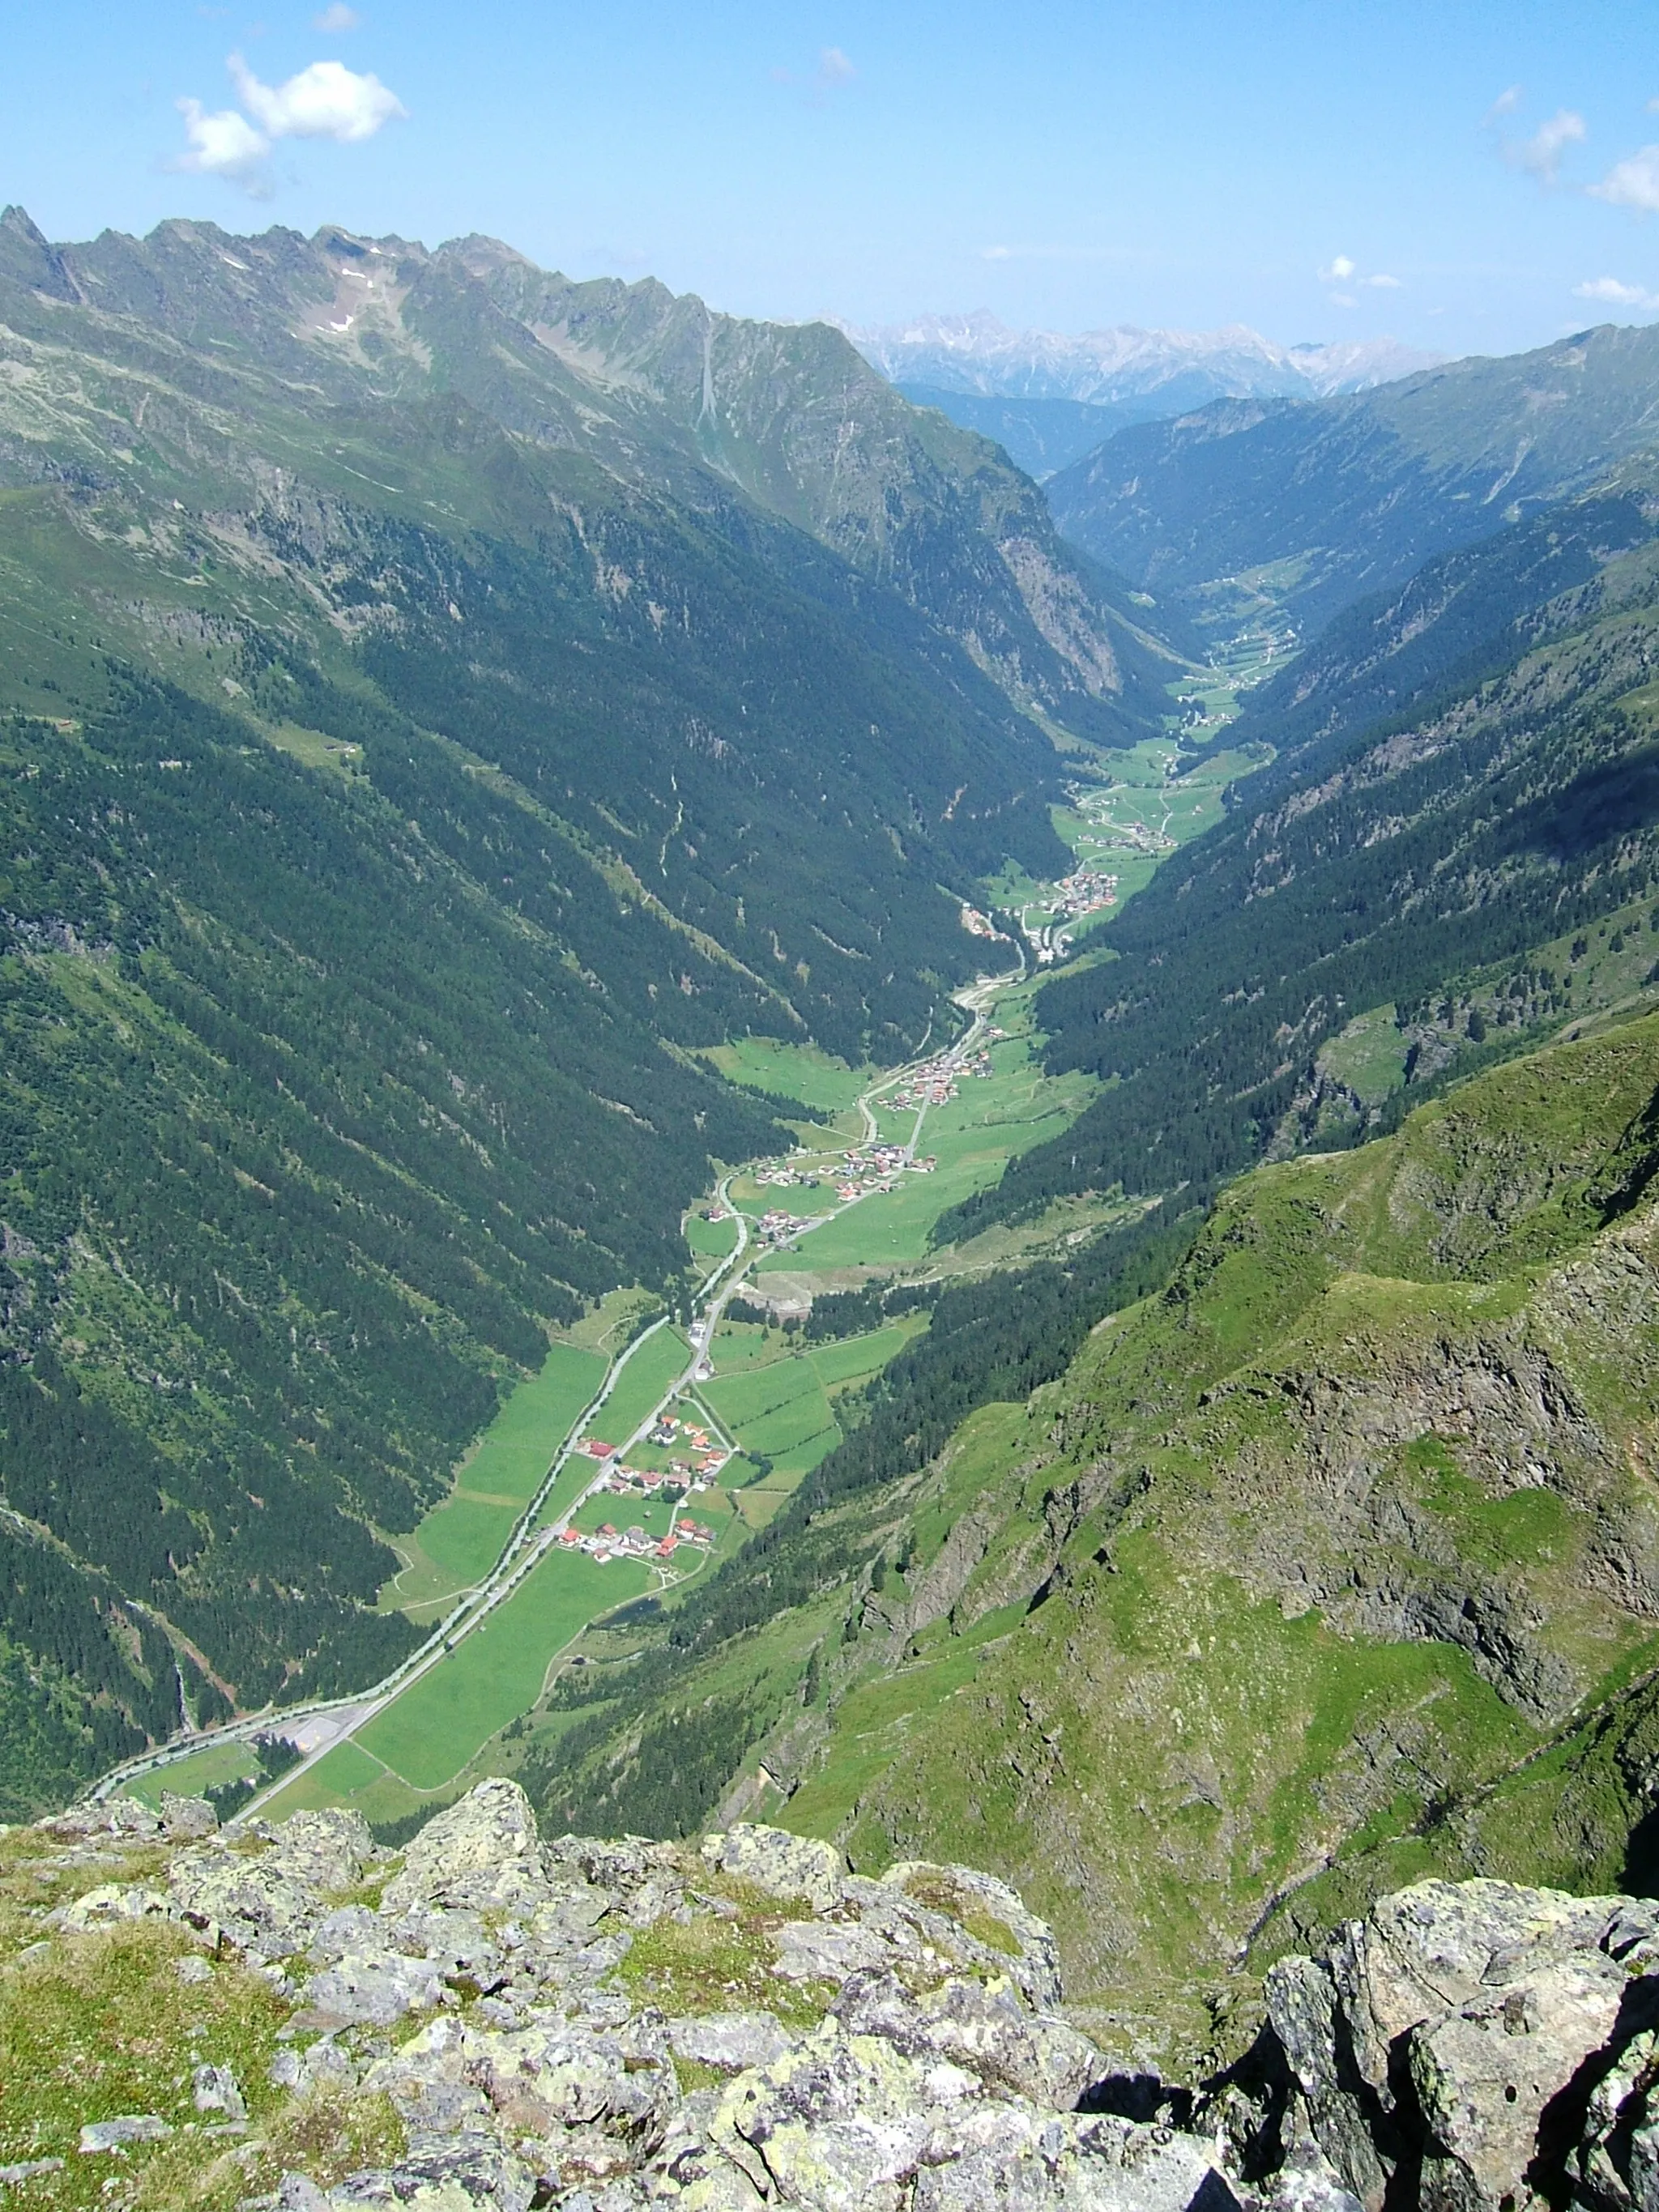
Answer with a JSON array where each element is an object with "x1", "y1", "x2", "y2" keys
[
  {"x1": 959, "y1": 903, "x2": 1003, "y2": 940},
  {"x1": 830, "y1": 1141, "x2": 935, "y2": 1202},
  {"x1": 558, "y1": 1515, "x2": 715, "y2": 1566},
  {"x1": 757, "y1": 1208, "x2": 810, "y2": 1247},
  {"x1": 888, "y1": 1045, "x2": 994, "y2": 1113},
  {"x1": 1050, "y1": 865, "x2": 1120, "y2": 920}
]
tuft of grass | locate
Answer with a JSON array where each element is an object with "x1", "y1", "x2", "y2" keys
[
  {"x1": 0, "y1": 1922, "x2": 294, "y2": 2210},
  {"x1": 893, "y1": 1872, "x2": 1019, "y2": 1958}
]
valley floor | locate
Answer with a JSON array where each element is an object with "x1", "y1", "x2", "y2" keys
[{"x1": 104, "y1": 736, "x2": 1241, "y2": 1829}]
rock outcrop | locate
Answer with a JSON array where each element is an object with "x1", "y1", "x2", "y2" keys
[{"x1": 14, "y1": 1784, "x2": 1659, "y2": 2211}]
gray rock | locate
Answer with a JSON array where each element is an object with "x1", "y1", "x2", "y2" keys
[
  {"x1": 700, "y1": 1824, "x2": 849, "y2": 1912},
  {"x1": 0, "y1": 2161, "x2": 64, "y2": 2185},
  {"x1": 1410, "y1": 1956, "x2": 1626, "y2": 2212},
  {"x1": 830, "y1": 1968, "x2": 1103, "y2": 2107},
  {"x1": 270, "y1": 2036, "x2": 357, "y2": 2096},
  {"x1": 54, "y1": 1882, "x2": 176, "y2": 1933},
  {"x1": 176, "y1": 1953, "x2": 215, "y2": 1984},
  {"x1": 382, "y1": 1779, "x2": 548, "y2": 1917},
  {"x1": 1269, "y1": 1880, "x2": 1659, "y2": 2212},
  {"x1": 463, "y1": 2018, "x2": 679, "y2": 2148},
  {"x1": 380, "y1": 2129, "x2": 536, "y2": 2211},
  {"x1": 880, "y1": 1858, "x2": 1064, "y2": 2008},
  {"x1": 78, "y1": 2113, "x2": 173, "y2": 2151},
  {"x1": 302, "y1": 1950, "x2": 448, "y2": 2027},
  {"x1": 708, "y1": 2018, "x2": 983, "y2": 2210},
  {"x1": 193, "y1": 2061, "x2": 247, "y2": 2120},
  {"x1": 667, "y1": 2010, "x2": 795, "y2": 2072},
  {"x1": 772, "y1": 1917, "x2": 895, "y2": 1980},
  {"x1": 276, "y1": 2177, "x2": 331, "y2": 2212},
  {"x1": 160, "y1": 1791, "x2": 219, "y2": 1839},
  {"x1": 168, "y1": 1808, "x2": 373, "y2": 1959},
  {"x1": 912, "y1": 2110, "x2": 1225, "y2": 2212}
]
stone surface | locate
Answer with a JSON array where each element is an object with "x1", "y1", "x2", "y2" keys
[
  {"x1": 78, "y1": 2114, "x2": 173, "y2": 2151},
  {"x1": 45, "y1": 1779, "x2": 1659, "y2": 2212},
  {"x1": 667, "y1": 2011, "x2": 796, "y2": 2072},
  {"x1": 830, "y1": 1967, "x2": 1103, "y2": 2107},
  {"x1": 1266, "y1": 1879, "x2": 1659, "y2": 2212},
  {"x1": 700, "y1": 1823, "x2": 849, "y2": 1912}
]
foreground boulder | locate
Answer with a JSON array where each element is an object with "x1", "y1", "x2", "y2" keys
[{"x1": 1260, "y1": 1880, "x2": 1659, "y2": 2212}]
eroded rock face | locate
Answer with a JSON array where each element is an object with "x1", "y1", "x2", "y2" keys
[{"x1": 1262, "y1": 1880, "x2": 1659, "y2": 2212}]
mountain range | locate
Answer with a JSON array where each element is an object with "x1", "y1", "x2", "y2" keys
[
  {"x1": 14, "y1": 191, "x2": 1659, "y2": 2100},
  {"x1": 1047, "y1": 319, "x2": 1659, "y2": 633},
  {"x1": 843, "y1": 309, "x2": 1441, "y2": 475},
  {"x1": 0, "y1": 202, "x2": 1196, "y2": 1806}
]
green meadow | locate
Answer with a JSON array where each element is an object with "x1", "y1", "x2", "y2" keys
[
  {"x1": 382, "y1": 1340, "x2": 608, "y2": 1612},
  {"x1": 356, "y1": 1549, "x2": 653, "y2": 1792},
  {"x1": 697, "y1": 1037, "x2": 874, "y2": 1117}
]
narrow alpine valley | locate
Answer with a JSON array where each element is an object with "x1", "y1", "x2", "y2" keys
[{"x1": 7, "y1": 53, "x2": 1659, "y2": 2196}]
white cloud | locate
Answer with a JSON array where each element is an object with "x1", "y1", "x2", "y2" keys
[
  {"x1": 1318, "y1": 254, "x2": 1356, "y2": 283},
  {"x1": 1486, "y1": 83, "x2": 1524, "y2": 121},
  {"x1": 228, "y1": 53, "x2": 405, "y2": 142},
  {"x1": 313, "y1": 3, "x2": 360, "y2": 27},
  {"x1": 173, "y1": 97, "x2": 271, "y2": 188},
  {"x1": 1517, "y1": 107, "x2": 1586, "y2": 181},
  {"x1": 1361, "y1": 272, "x2": 1403, "y2": 289},
  {"x1": 816, "y1": 46, "x2": 855, "y2": 86},
  {"x1": 1590, "y1": 144, "x2": 1659, "y2": 212},
  {"x1": 1574, "y1": 274, "x2": 1659, "y2": 310}
]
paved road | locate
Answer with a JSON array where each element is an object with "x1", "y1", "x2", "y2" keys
[{"x1": 87, "y1": 969, "x2": 1021, "y2": 1811}]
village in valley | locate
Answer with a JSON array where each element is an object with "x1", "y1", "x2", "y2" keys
[{"x1": 564, "y1": 1408, "x2": 727, "y2": 1574}]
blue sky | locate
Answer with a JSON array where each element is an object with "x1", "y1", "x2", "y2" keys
[{"x1": 6, "y1": 1, "x2": 1659, "y2": 356}]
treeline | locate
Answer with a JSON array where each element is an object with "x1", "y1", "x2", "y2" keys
[
  {"x1": 522, "y1": 1199, "x2": 1200, "y2": 1837},
  {"x1": 803, "y1": 1279, "x2": 939, "y2": 1343}
]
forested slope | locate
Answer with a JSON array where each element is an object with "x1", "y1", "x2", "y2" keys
[
  {"x1": 0, "y1": 206, "x2": 1136, "y2": 1809},
  {"x1": 946, "y1": 464, "x2": 1659, "y2": 1239}
]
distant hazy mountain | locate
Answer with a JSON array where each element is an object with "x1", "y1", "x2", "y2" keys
[
  {"x1": 1046, "y1": 320, "x2": 1659, "y2": 633},
  {"x1": 842, "y1": 311, "x2": 1441, "y2": 475}
]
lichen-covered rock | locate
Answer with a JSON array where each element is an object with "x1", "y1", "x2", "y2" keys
[
  {"x1": 880, "y1": 1858, "x2": 1064, "y2": 2008},
  {"x1": 667, "y1": 2011, "x2": 796, "y2": 2072},
  {"x1": 1267, "y1": 1880, "x2": 1659, "y2": 2212},
  {"x1": 700, "y1": 1823, "x2": 849, "y2": 1912},
  {"x1": 382, "y1": 1779, "x2": 546, "y2": 1917},
  {"x1": 159, "y1": 1791, "x2": 218, "y2": 1840},
  {"x1": 168, "y1": 1807, "x2": 374, "y2": 1959},
  {"x1": 830, "y1": 1967, "x2": 1103, "y2": 2107}
]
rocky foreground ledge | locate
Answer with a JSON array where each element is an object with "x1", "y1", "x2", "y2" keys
[{"x1": 5, "y1": 1781, "x2": 1659, "y2": 2211}]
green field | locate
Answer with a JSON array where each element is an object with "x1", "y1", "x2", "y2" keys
[
  {"x1": 562, "y1": 1324, "x2": 691, "y2": 1465},
  {"x1": 685, "y1": 1210, "x2": 742, "y2": 1260},
  {"x1": 354, "y1": 1549, "x2": 653, "y2": 1792},
  {"x1": 122, "y1": 1737, "x2": 261, "y2": 1809},
  {"x1": 697, "y1": 1037, "x2": 873, "y2": 1115},
  {"x1": 758, "y1": 1010, "x2": 1094, "y2": 1272},
  {"x1": 703, "y1": 1353, "x2": 837, "y2": 1466},
  {"x1": 382, "y1": 1339, "x2": 608, "y2": 1610}
]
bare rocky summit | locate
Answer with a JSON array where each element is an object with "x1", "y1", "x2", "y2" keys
[{"x1": 6, "y1": 1779, "x2": 1659, "y2": 2210}]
